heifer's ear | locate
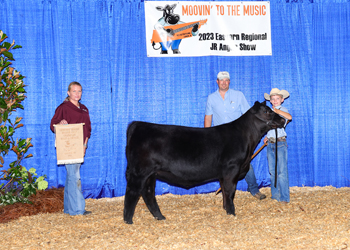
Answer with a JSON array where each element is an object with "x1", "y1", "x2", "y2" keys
[
  {"x1": 262, "y1": 100, "x2": 267, "y2": 106},
  {"x1": 251, "y1": 101, "x2": 260, "y2": 114}
]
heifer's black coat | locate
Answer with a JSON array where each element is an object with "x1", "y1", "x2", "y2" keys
[{"x1": 124, "y1": 101, "x2": 285, "y2": 224}]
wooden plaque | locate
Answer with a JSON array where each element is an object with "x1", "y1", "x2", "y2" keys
[{"x1": 54, "y1": 123, "x2": 84, "y2": 165}]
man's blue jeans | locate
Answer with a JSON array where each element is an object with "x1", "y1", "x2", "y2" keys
[
  {"x1": 245, "y1": 164, "x2": 260, "y2": 196},
  {"x1": 64, "y1": 163, "x2": 86, "y2": 215},
  {"x1": 267, "y1": 141, "x2": 289, "y2": 202}
]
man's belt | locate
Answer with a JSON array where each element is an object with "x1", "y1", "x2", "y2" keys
[{"x1": 268, "y1": 136, "x2": 286, "y2": 143}]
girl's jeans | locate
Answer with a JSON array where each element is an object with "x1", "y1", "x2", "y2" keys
[{"x1": 64, "y1": 163, "x2": 86, "y2": 215}]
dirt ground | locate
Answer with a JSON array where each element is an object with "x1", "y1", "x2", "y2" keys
[{"x1": 1, "y1": 186, "x2": 350, "y2": 249}]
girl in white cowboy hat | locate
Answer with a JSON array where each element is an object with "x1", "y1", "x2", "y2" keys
[{"x1": 263, "y1": 88, "x2": 292, "y2": 203}]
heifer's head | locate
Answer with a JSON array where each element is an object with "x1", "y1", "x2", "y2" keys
[
  {"x1": 251, "y1": 101, "x2": 286, "y2": 130},
  {"x1": 156, "y1": 4, "x2": 180, "y2": 25}
]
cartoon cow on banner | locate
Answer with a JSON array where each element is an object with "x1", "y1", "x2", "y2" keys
[{"x1": 152, "y1": 4, "x2": 206, "y2": 54}]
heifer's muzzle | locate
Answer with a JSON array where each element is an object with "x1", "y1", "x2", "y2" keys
[{"x1": 268, "y1": 112, "x2": 286, "y2": 129}]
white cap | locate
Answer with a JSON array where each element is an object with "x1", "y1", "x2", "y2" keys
[{"x1": 217, "y1": 71, "x2": 230, "y2": 80}]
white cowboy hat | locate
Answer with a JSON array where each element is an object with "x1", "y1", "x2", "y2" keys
[{"x1": 264, "y1": 88, "x2": 290, "y2": 100}]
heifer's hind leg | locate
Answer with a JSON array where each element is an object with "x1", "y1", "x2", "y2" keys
[
  {"x1": 141, "y1": 175, "x2": 165, "y2": 221},
  {"x1": 123, "y1": 173, "x2": 143, "y2": 224}
]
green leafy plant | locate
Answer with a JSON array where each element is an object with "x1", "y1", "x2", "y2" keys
[{"x1": 0, "y1": 30, "x2": 48, "y2": 206}]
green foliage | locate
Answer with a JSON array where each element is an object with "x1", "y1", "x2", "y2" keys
[
  {"x1": 0, "y1": 30, "x2": 48, "y2": 206},
  {"x1": 0, "y1": 191, "x2": 31, "y2": 206}
]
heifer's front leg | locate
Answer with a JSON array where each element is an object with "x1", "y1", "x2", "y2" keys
[
  {"x1": 141, "y1": 174, "x2": 166, "y2": 221},
  {"x1": 224, "y1": 182, "x2": 237, "y2": 216},
  {"x1": 219, "y1": 178, "x2": 227, "y2": 210},
  {"x1": 221, "y1": 176, "x2": 239, "y2": 216}
]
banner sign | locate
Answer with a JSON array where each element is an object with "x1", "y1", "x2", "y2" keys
[
  {"x1": 54, "y1": 123, "x2": 84, "y2": 165},
  {"x1": 145, "y1": 1, "x2": 272, "y2": 57}
]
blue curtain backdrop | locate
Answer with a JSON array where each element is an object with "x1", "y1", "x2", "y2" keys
[{"x1": 1, "y1": 0, "x2": 350, "y2": 198}]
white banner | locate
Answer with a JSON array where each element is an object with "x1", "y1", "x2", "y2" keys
[{"x1": 145, "y1": 1, "x2": 272, "y2": 57}]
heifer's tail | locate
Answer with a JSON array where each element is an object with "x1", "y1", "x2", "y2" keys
[{"x1": 125, "y1": 121, "x2": 138, "y2": 160}]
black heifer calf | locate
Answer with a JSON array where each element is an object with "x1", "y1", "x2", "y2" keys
[{"x1": 123, "y1": 101, "x2": 286, "y2": 224}]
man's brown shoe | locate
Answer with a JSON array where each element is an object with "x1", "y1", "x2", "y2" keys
[{"x1": 253, "y1": 192, "x2": 266, "y2": 200}]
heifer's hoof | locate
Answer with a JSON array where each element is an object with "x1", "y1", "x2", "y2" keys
[
  {"x1": 226, "y1": 210, "x2": 236, "y2": 216},
  {"x1": 155, "y1": 215, "x2": 166, "y2": 221},
  {"x1": 124, "y1": 219, "x2": 133, "y2": 224},
  {"x1": 226, "y1": 212, "x2": 236, "y2": 216}
]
